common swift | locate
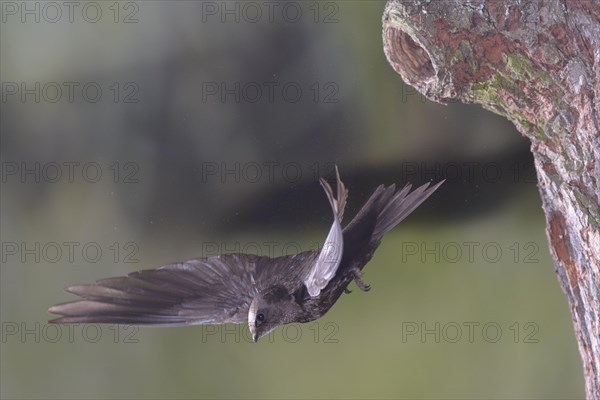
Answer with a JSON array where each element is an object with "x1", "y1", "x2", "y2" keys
[{"x1": 49, "y1": 168, "x2": 443, "y2": 342}]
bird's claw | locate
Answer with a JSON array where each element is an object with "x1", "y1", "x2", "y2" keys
[
  {"x1": 343, "y1": 287, "x2": 352, "y2": 294},
  {"x1": 351, "y1": 268, "x2": 371, "y2": 292}
]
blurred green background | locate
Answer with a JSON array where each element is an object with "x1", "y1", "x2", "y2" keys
[{"x1": 0, "y1": 1, "x2": 583, "y2": 399}]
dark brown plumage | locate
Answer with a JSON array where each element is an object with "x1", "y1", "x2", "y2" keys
[{"x1": 49, "y1": 168, "x2": 443, "y2": 341}]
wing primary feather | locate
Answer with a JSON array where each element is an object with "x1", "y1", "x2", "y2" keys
[
  {"x1": 48, "y1": 254, "x2": 263, "y2": 326},
  {"x1": 304, "y1": 168, "x2": 346, "y2": 297}
]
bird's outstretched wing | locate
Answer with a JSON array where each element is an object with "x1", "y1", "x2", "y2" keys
[
  {"x1": 48, "y1": 253, "x2": 265, "y2": 326},
  {"x1": 303, "y1": 166, "x2": 348, "y2": 297}
]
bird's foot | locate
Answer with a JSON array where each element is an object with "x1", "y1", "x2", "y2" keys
[
  {"x1": 343, "y1": 287, "x2": 352, "y2": 294},
  {"x1": 351, "y1": 268, "x2": 371, "y2": 292}
]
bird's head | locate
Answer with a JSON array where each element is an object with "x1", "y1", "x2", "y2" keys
[{"x1": 247, "y1": 286, "x2": 300, "y2": 342}]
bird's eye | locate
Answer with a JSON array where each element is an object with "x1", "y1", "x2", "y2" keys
[{"x1": 256, "y1": 313, "x2": 265, "y2": 322}]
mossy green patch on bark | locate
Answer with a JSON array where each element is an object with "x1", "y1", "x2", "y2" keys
[
  {"x1": 449, "y1": 47, "x2": 464, "y2": 65},
  {"x1": 467, "y1": 52, "x2": 565, "y2": 142},
  {"x1": 504, "y1": 53, "x2": 553, "y2": 86}
]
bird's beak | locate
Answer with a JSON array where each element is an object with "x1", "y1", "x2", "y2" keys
[{"x1": 249, "y1": 323, "x2": 258, "y2": 343}]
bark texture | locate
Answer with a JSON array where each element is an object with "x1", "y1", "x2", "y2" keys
[{"x1": 382, "y1": 0, "x2": 600, "y2": 398}]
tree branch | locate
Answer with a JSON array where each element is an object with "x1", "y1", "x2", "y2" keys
[{"x1": 382, "y1": 0, "x2": 600, "y2": 397}]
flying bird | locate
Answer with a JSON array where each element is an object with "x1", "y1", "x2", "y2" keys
[{"x1": 49, "y1": 168, "x2": 443, "y2": 342}]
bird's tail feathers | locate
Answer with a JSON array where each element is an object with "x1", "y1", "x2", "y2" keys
[{"x1": 371, "y1": 180, "x2": 444, "y2": 238}]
